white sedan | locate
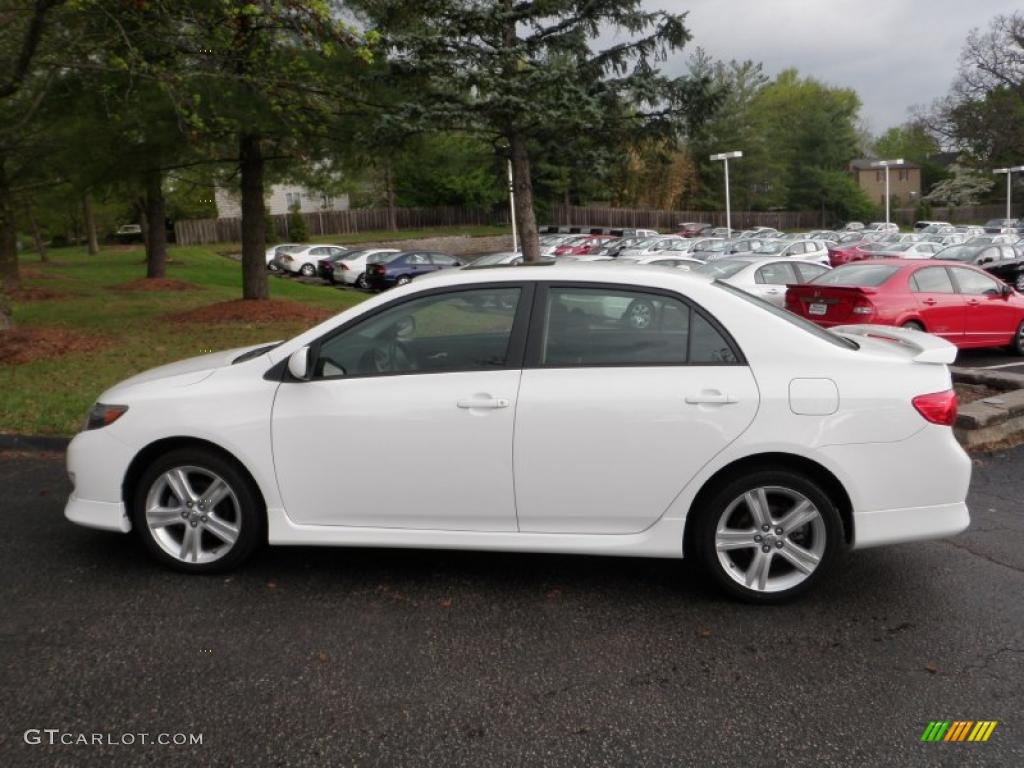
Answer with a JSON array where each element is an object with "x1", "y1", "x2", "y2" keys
[
  {"x1": 66, "y1": 263, "x2": 970, "y2": 602},
  {"x1": 274, "y1": 244, "x2": 349, "y2": 276},
  {"x1": 330, "y1": 248, "x2": 400, "y2": 288},
  {"x1": 695, "y1": 256, "x2": 830, "y2": 307}
]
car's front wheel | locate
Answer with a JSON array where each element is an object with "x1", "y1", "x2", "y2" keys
[
  {"x1": 1015, "y1": 273, "x2": 1024, "y2": 292},
  {"x1": 1010, "y1": 320, "x2": 1024, "y2": 356},
  {"x1": 355, "y1": 272, "x2": 369, "y2": 289},
  {"x1": 694, "y1": 469, "x2": 842, "y2": 603},
  {"x1": 132, "y1": 447, "x2": 265, "y2": 573},
  {"x1": 299, "y1": 263, "x2": 316, "y2": 277}
]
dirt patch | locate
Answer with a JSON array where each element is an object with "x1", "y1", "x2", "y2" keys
[
  {"x1": 111, "y1": 277, "x2": 200, "y2": 292},
  {"x1": 0, "y1": 327, "x2": 113, "y2": 365},
  {"x1": 9, "y1": 287, "x2": 72, "y2": 302},
  {"x1": 955, "y1": 382, "x2": 1004, "y2": 405},
  {"x1": 168, "y1": 298, "x2": 332, "y2": 324}
]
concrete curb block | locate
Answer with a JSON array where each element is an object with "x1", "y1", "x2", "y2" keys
[
  {"x1": 952, "y1": 367, "x2": 1024, "y2": 449},
  {"x1": 0, "y1": 434, "x2": 70, "y2": 453}
]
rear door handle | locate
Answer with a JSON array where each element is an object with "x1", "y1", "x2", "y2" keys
[
  {"x1": 923, "y1": 298, "x2": 937, "y2": 305},
  {"x1": 685, "y1": 392, "x2": 738, "y2": 405},
  {"x1": 457, "y1": 397, "x2": 510, "y2": 409}
]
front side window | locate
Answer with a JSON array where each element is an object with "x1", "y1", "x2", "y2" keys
[
  {"x1": 952, "y1": 268, "x2": 1002, "y2": 296},
  {"x1": 540, "y1": 287, "x2": 739, "y2": 367},
  {"x1": 314, "y1": 287, "x2": 521, "y2": 378}
]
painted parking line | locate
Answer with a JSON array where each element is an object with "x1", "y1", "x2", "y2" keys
[{"x1": 980, "y1": 362, "x2": 1024, "y2": 370}]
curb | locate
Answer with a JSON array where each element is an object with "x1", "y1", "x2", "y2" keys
[
  {"x1": 951, "y1": 367, "x2": 1024, "y2": 450},
  {"x1": 0, "y1": 434, "x2": 71, "y2": 453}
]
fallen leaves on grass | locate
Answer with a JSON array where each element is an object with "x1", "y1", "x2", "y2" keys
[
  {"x1": 9, "y1": 287, "x2": 73, "y2": 302},
  {"x1": 169, "y1": 299, "x2": 332, "y2": 324},
  {"x1": 0, "y1": 327, "x2": 113, "y2": 365},
  {"x1": 111, "y1": 277, "x2": 200, "y2": 292}
]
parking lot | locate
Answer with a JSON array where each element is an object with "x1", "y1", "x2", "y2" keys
[
  {"x1": 957, "y1": 349, "x2": 1024, "y2": 375},
  {"x1": 1, "y1": 448, "x2": 1022, "y2": 767}
]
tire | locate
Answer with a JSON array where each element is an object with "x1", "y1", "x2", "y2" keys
[
  {"x1": 300, "y1": 263, "x2": 316, "y2": 277},
  {"x1": 395, "y1": 275, "x2": 412, "y2": 286},
  {"x1": 1015, "y1": 273, "x2": 1024, "y2": 292},
  {"x1": 624, "y1": 298, "x2": 655, "y2": 330},
  {"x1": 1010, "y1": 320, "x2": 1024, "y2": 356},
  {"x1": 693, "y1": 468, "x2": 843, "y2": 603},
  {"x1": 131, "y1": 446, "x2": 265, "y2": 574},
  {"x1": 901, "y1": 320, "x2": 924, "y2": 331},
  {"x1": 355, "y1": 273, "x2": 369, "y2": 289}
]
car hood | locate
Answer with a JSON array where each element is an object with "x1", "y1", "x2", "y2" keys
[{"x1": 101, "y1": 342, "x2": 278, "y2": 398}]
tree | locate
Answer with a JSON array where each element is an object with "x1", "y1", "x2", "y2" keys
[
  {"x1": 359, "y1": 1, "x2": 718, "y2": 260},
  {"x1": 873, "y1": 121, "x2": 948, "y2": 193},
  {"x1": 924, "y1": 166, "x2": 995, "y2": 206}
]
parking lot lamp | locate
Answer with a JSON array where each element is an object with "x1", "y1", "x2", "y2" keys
[
  {"x1": 871, "y1": 159, "x2": 903, "y2": 227},
  {"x1": 508, "y1": 160, "x2": 518, "y2": 252},
  {"x1": 710, "y1": 151, "x2": 743, "y2": 233},
  {"x1": 993, "y1": 166, "x2": 1024, "y2": 221}
]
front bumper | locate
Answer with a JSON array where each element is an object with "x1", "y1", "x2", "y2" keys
[
  {"x1": 64, "y1": 429, "x2": 134, "y2": 534},
  {"x1": 65, "y1": 494, "x2": 130, "y2": 533}
]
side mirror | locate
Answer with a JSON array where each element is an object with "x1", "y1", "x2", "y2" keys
[
  {"x1": 287, "y1": 346, "x2": 312, "y2": 381},
  {"x1": 1002, "y1": 283, "x2": 1013, "y2": 297}
]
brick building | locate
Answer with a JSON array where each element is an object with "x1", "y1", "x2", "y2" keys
[{"x1": 848, "y1": 159, "x2": 921, "y2": 208}]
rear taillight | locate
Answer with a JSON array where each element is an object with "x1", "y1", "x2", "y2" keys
[
  {"x1": 912, "y1": 390, "x2": 958, "y2": 426},
  {"x1": 852, "y1": 301, "x2": 874, "y2": 315},
  {"x1": 337, "y1": 263, "x2": 348, "y2": 271}
]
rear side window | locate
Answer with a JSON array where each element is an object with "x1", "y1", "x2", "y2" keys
[
  {"x1": 795, "y1": 263, "x2": 829, "y2": 282},
  {"x1": 814, "y1": 264, "x2": 900, "y2": 287},
  {"x1": 755, "y1": 262, "x2": 797, "y2": 285},
  {"x1": 539, "y1": 287, "x2": 739, "y2": 367},
  {"x1": 910, "y1": 267, "x2": 954, "y2": 294}
]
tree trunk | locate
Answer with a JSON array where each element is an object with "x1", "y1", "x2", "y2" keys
[
  {"x1": 239, "y1": 132, "x2": 268, "y2": 299},
  {"x1": 384, "y1": 162, "x2": 397, "y2": 232},
  {"x1": 509, "y1": 132, "x2": 540, "y2": 262},
  {"x1": 144, "y1": 171, "x2": 167, "y2": 278},
  {"x1": 83, "y1": 191, "x2": 99, "y2": 255},
  {"x1": 26, "y1": 199, "x2": 47, "y2": 262},
  {"x1": 0, "y1": 161, "x2": 18, "y2": 329}
]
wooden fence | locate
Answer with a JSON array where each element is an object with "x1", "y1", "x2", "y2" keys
[{"x1": 175, "y1": 205, "x2": 510, "y2": 246}]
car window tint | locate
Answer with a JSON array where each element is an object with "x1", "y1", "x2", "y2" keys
[
  {"x1": 952, "y1": 268, "x2": 1002, "y2": 296},
  {"x1": 910, "y1": 267, "x2": 955, "y2": 294},
  {"x1": 755, "y1": 262, "x2": 797, "y2": 285},
  {"x1": 315, "y1": 287, "x2": 522, "y2": 378},
  {"x1": 310, "y1": 247, "x2": 328, "y2": 256},
  {"x1": 795, "y1": 263, "x2": 829, "y2": 282},
  {"x1": 540, "y1": 288, "x2": 738, "y2": 367}
]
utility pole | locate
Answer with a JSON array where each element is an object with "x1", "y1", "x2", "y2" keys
[{"x1": 710, "y1": 151, "x2": 743, "y2": 233}]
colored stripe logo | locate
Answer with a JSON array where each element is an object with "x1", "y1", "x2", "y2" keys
[{"x1": 921, "y1": 721, "x2": 997, "y2": 742}]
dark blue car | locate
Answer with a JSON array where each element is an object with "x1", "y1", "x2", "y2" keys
[{"x1": 365, "y1": 251, "x2": 462, "y2": 290}]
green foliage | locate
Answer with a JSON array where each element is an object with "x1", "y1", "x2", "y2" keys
[
  {"x1": 287, "y1": 206, "x2": 309, "y2": 242},
  {"x1": 925, "y1": 168, "x2": 995, "y2": 206},
  {"x1": 874, "y1": 121, "x2": 948, "y2": 192},
  {"x1": 914, "y1": 199, "x2": 934, "y2": 221},
  {"x1": 391, "y1": 134, "x2": 505, "y2": 209}
]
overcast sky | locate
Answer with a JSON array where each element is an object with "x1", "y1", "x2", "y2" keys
[{"x1": 643, "y1": 0, "x2": 1020, "y2": 134}]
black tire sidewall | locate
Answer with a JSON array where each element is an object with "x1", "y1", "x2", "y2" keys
[
  {"x1": 902, "y1": 321, "x2": 923, "y2": 331},
  {"x1": 131, "y1": 447, "x2": 265, "y2": 574},
  {"x1": 694, "y1": 468, "x2": 843, "y2": 604},
  {"x1": 1012, "y1": 321, "x2": 1024, "y2": 356}
]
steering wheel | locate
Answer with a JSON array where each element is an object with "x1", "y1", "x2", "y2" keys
[{"x1": 370, "y1": 341, "x2": 414, "y2": 373}]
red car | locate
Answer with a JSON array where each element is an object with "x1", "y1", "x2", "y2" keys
[
  {"x1": 552, "y1": 234, "x2": 617, "y2": 257},
  {"x1": 675, "y1": 222, "x2": 711, "y2": 238},
  {"x1": 786, "y1": 259, "x2": 1024, "y2": 353},
  {"x1": 826, "y1": 239, "x2": 887, "y2": 267}
]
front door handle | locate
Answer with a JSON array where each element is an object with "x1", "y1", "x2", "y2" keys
[
  {"x1": 685, "y1": 392, "x2": 738, "y2": 405},
  {"x1": 457, "y1": 397, "x2": 510, "y2": 409}
]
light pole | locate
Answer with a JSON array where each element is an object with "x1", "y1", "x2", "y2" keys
[
  {"x1": 710, "y1": 151, "x2": 743, "y2": 233},
  {"x1": 871, "y1": 159, "x2": 903, "y2": 227},
  {"x1": 507, "y1": 160, "x2": 518, "y2": 252},
  {"x1": 993, "y1": 166, "x2": 1024, "y2": 221}
]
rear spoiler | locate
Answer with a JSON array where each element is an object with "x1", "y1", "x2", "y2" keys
[{"x1": 830, "y1": 324, "x2": 957, "y2": 364}]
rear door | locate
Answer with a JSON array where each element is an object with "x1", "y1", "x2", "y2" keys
[
  {"x1": 752, "y1": 261, "x2": 799, "y2": 306},
  {"x1": 512, "y1": 283, "x2": 758, "y2": 534},
  {"x1": 909, "y1": 266, "x2": 964, "y2": 342},
  {"x1": 950, "y1": 267, "x2": 1019, "y2": 345}
]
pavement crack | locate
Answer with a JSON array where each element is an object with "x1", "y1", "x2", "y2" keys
[{"x1": 940, "y1": 539, "x2": 1024, "y2": 574}]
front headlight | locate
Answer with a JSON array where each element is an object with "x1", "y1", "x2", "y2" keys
[{"x1": 84, "y1": 403, "x2": 129, "y2": 431}]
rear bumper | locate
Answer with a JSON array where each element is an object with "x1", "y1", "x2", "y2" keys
[{"x1": 852, "y1": 501, "x2": 969, "y2": 549}]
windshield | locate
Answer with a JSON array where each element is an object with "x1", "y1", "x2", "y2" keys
[
  {"x1": 696, "y1": 260, "x2": 749, "y2": 278},
  {"x1": 714, "y1": 282, "x2": 858, "y2": 350},
  {"x1": 472, "y1": 252, "x2": 516, "y2": 266},
  {"x1": 754, "y1": 241, "x2": 785, "y2": 254},
  {"x1": 814, "y1": 264, "x2": 900, "y2": 286},
  {"x1": 934, "y1": 245, "x2": 983, "y2": 262},
  {"x1": 887, "y1": 244, "x2": 913, "y2": 252}
]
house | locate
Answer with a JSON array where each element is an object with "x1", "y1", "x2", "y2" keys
[
  {"x1": 848, "y1": 159, "x2": 921, "y2": 207},
  {"x1": 214, "y1": 184, "x2": 350, "y2": 218}
]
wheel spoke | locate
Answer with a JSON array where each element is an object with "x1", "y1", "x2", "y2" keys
[
  {"x1": 745, "y1": 550, "x2": 773, "y2": 591},
  {"x1": 778, "y1": 541, "x2": 820, "y2": 574},
  {"x1": 716, "y1": 529, "x2": 758, "y2": 551},
  {"x1": 777, "y1": 499, "x2": 820, "y2": 534},
  {"x1": 204, "y1": 478, "x2": 231, "y2": 508},
  {"x1": 147, "y1": 506, "x2": 183, "y2": 528},
  {"x1": 744, "y1": 488, "x2": 772, "y2": 527},
  {"x1": 204, "y1": 513, "x2": 239, "y2": 545},
  {"x1": 165, "y1": 468, "x2": 196, "y2": 505},
  {"x1": 179, "y1": 525, "x2": 200, "y2": 562}
]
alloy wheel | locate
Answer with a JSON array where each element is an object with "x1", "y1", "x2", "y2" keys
[
  {"x1": 355, "y1": 273, "x2": 368, "y2": 289},
  {"x1": 144, "y1": 466, "x2": 241, "y2": 565},
  {"x1": 714, "y1": 486, "x2": 827, "y2": 593},
  {"x1": 1016, "y1": 274, "x2": 1024, "y2": 292},
  {"x1": 300, "y1": 264, "x2": 315, "y2": 277}
]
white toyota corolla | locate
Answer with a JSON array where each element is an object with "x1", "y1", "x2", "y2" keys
[{"x1": 65, "y1": 262, "x2": 971, "y2": 602}]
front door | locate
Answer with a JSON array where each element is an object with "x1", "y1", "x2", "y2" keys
[
  {"x1": 951, "y1": 267, "x2": 1019, "y2": 345},
  {"x1": 910, "y1": 266, "x2": 964, "y2": 342},
  {"x1": 272, "y1": 284, "x2": 529, "y2": 530},
  {"x1": 513, "y1": 285, "x2": 759, "y2": 534}
]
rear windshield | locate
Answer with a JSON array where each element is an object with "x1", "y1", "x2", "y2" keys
[
  {"x1": 714, "y1": 282, "x2": 858, "y2": 350},
  {"x1": 812, "y1": 264, "x2": 900, "y2": 286}
]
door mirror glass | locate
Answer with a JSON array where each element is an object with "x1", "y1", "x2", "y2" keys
[{"x1": 288, "y1": 346, "x2": 312, "y2": 381}]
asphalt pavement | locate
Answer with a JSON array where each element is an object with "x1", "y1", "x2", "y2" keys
[
  {"x1": 1, "y1": 447, "x2": 1022, "y2": 767},
  {"x1": 956, "y1": 348, "x2": 1024, "y2": 375}
]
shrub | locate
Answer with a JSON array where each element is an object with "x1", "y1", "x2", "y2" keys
[{"x1": 287, "y1": 206, "x2": 308, "y2": 242}]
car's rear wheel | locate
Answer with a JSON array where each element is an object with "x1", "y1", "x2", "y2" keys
[
  {"x1": 300, "y1": 263, "x2": 316, "y2": 277},
  {"x1": 1015, "y1": 273, "x2": 1024, "y2": 292},
  {"x1": 694, "y1": 469, "x2": 842, "y2": 603},
  {"x1": 901, "y1": 320, "x2": 924, "y2": 331},
  {"x1": 1010, "y1": 320, "x2": 1024, "y2": 356},
  {"x1": 624, "y1": 298, "x2": 655, "y2": 329},
  {"x1": 132, "y1": 447, "x2": 265, "y2": 573},
  {"x1": 355, "y1": 273, "x2": 369, "y2": 289}
]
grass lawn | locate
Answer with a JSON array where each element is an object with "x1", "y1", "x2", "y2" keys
[{"x1": 1, "y1": 243, "x2": 373, "y2": 436}]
